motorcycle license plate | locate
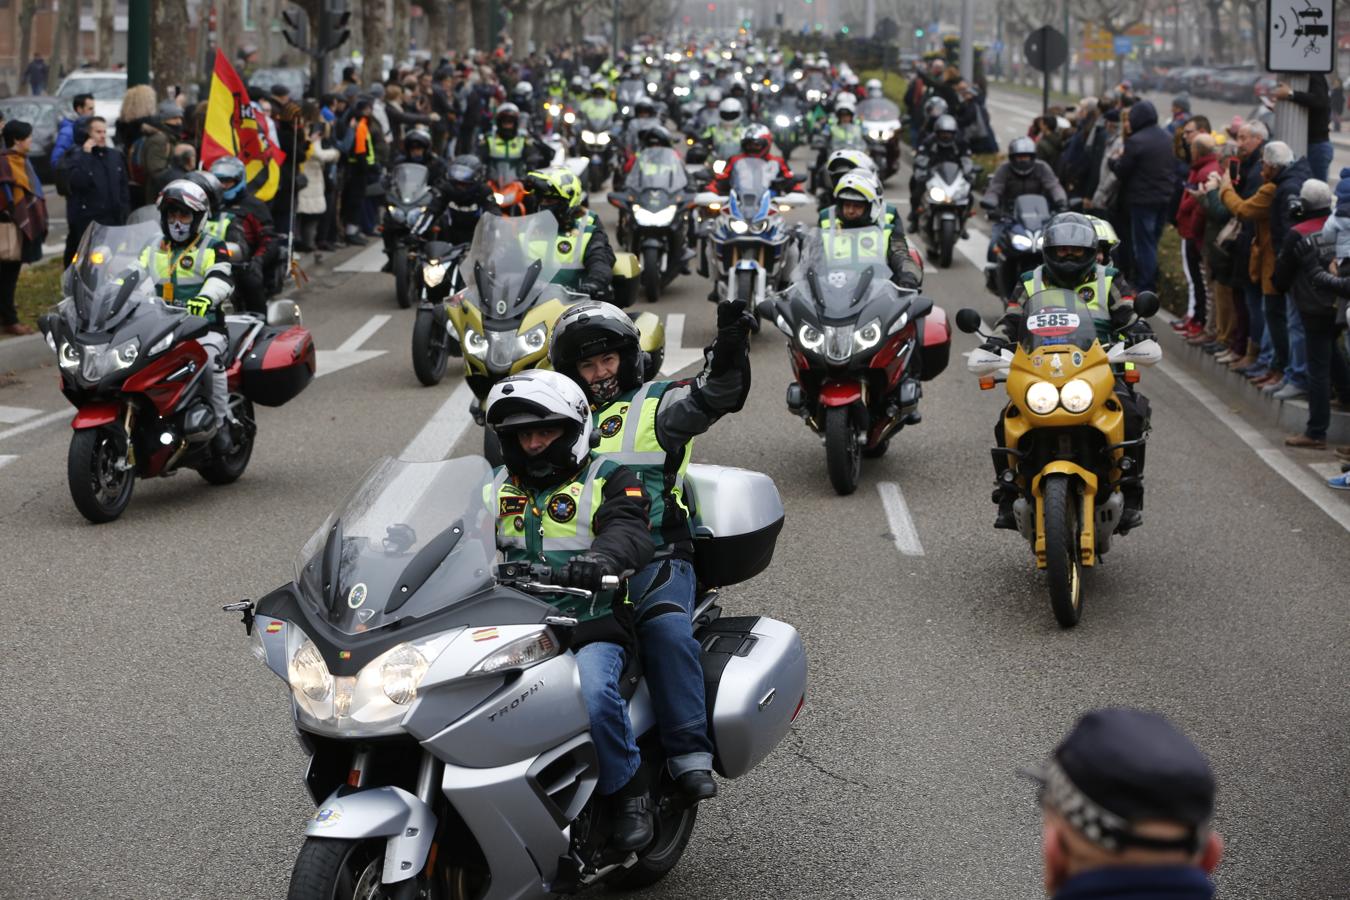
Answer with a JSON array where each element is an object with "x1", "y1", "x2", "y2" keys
[{"x1": 1026, "y1": 310, "x2": 1081, "y2": 338}]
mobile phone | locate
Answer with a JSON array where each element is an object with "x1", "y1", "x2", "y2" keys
[{"x1": 1227, "y1": 158, "x2": 1240, "y2": 182}]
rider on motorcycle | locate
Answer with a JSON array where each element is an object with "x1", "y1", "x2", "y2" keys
[
  {"x1": 142, "y1": 180, "x2": 235, "y2": 454},
  {"x1": 523, "y1": 165, "x2": 616, "y2": 298},
  {"x1": 908, "y1": 113, "x2": 973, "y2": 232},
  {"x1": 420, "y1": 154, "x2": 498, "y2": 246},
  {"x1": 820, "y1": 170, "x2": 923, "y2": 289},
  {"x1": 983, "y1": 135, "x2": 1068, "y2": 257},
  {"x1": 395, "y1": 127, "x2": 447, "y2": 184},
  {"x1": 711, "y1": 124, "x2": 798, "y2": 194},
  {"x1": 547, "y1": 297, "x2": 755, "y2": 804},
  {"x1": 991, "y1": 212, "x2": 1147, "y2": 532},
  {"x1": 482, "y1": 368, "x2": 657, "y2": 852},
  {"x1": 476, "y1": 103, "x2": 551, "y2": 180},
  {"x1": 813, "y1": 95, "x2": 865, "y2": 192},
  {"x1": 700, "y1": 97, "x2": 745, "y2": 152},
  {"x1": 207, "y1": 155, "x2": 278, "y2": 315},
  {"x1": 578, "y1": 81, "x2": 619, "y2": 127}
]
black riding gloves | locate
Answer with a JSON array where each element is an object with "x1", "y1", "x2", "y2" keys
[
  {"x1": 560, "y1": 551, "x2": 618, "y2": 592},
  {"x1": 710, "y1": 299, "x2": 755, "y2": 375}
]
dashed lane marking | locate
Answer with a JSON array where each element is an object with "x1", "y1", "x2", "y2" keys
[
  {"x1": 401, "y1": 381, "x2": 475, "y2": 462},
  {"x1": 659, "y1": 313, "x2": 705, "y2": 376},
  {"x1": 0, "y1": 454, "x2": 17, "y2": 470},
  {"x1": 0, "y1": 406, "x2": 42, "y2": 425},
  {"x1": 0, "y1": 409, "x2": 69, "y2": 443},
  {"x1": 878, "y1": 481, "x2": 926, "y2": 556}
]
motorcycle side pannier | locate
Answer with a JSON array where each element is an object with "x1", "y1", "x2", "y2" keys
[
  {"x1": 684, "y1": 464, "x2": 785, "y2": 587},
  {"x1": 699, "y1": 615, "x2": 807, "y2": 778},
  {"x1": 241, "y1": 324, "x2": 316, "y2": 407},
  {"x1": 918, "y1": 304, "x2": 951, "y2": 381}
]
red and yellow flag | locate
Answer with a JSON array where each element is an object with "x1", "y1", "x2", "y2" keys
[{"x1": 201, "y1": 50, "x2": 285, "y2": 202}]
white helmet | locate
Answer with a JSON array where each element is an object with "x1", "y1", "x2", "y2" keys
[
  {"x1": 832, "y1": 170, "x2": 884, "y2": 225},
  {"x1": 865, "y1": 78, "x2": 883, "y2": 99},
  {"x1": 834, "y1": 92, "x2": 857, "y2": 111},
  {"x1": 718, "y1": 97, "x2": 743, "y2": 123},
  {"x1": 485, "y1": 369, "x2": 595, "y2": 485},
  {"x1": 826, "y1": 148, "x2": 877, "y2": 183}
]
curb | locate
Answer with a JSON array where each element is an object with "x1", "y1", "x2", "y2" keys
[{"x1": 1155, "y1": 317, "x2": 1350, "y2": 445}]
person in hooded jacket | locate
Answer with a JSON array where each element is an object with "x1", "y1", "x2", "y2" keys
[
  {"x1": 1318, "y1": 166, "x2": 1350, "y2": 260},
  {"x1": 1108, "y1": 100, "x2": 1177, "y2": 293},
  {"x1": 1263, "y1": 145, "x2": 1314, "y2": 401}
]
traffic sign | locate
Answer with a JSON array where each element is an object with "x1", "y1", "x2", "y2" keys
[
  {"x1": 1114, "y1": 36, "x2": 1134, "y2": 55},
  {"x1": 1266, "y1": 0, "x2": 1334, "y2": 73},
  {"x1": 1024, "y1": 25, "x2": 1068, "y2": 73}
]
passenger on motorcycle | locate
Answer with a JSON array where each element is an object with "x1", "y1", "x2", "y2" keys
[
  {"x1": 711, "y1": 124, "x2": 798, "y2": 194},
  {"x1": 208, "y1": 155, "x2": 278, "y2": 314},
  {"x1": 812, "y1": 96, "x2": 865, "y2": 190},
  {"x1": 820, "y1": 170, "x2": 922, "y2": 288},
  {"x1": 549, "y1": 298, "x2": 755, "y2": 803},
  {"x1": 482, "y1": 369, "x2": 657, "y2": 852},
  {"x1": 187, "y1": 170, "x2": 248, "y2": 258},
  {"x1": 144, "y1": 180, "x2": 235, "y2": 454},
  {"x1": 419, "y1": 154, "x2": 498, "y2": 246},
  {"x1": 983, "y1": 136, "x2": 1068, "y2": 258},
  {"x1": 909, "y1": 113, "x2": 973, "y2": 232},
  {"x1": 523, "y1": 165, "x2": 616, "y2": 298},
  {"x1": 992, "y1": 213, "x2": 1148, "y2": 531}
]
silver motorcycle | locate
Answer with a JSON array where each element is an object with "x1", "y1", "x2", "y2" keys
[{"x1": 229, "y1": 455, "x2": 806, "y2": 899}]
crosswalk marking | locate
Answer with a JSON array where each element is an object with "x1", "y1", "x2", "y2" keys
[{"x1": 0, "y1": 405, "x2": 42, "y2": 425}]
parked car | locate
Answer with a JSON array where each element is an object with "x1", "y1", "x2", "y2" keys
[
  {"x1": 0, "y1": 96, "x2": 62, "y2": 181},
  {"x1": 56, "y1": 70, "x2": 127, "y2": 126},
  {"x1": 248, "y1": 67, "x2": 310, "y2": 100}
]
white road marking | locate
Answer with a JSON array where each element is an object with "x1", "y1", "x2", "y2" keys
[
  {"x1": 0, "y1": 409, "x2": 69, "y2": 443},
  {"x1": 659, "y1": 313, "x2": 705, "y2": 376},
  {"x1": 1309, "y1": 461, "x2": 1344, "y2": 480},
  {"x1": 401, "y1": 381, "x2": 475, "y2": 462},
  {"x1": 1157, "y1": 359, "x2": 1350, "y2": 533},
  {"x1": 333, "y1": 242, "x2": 389, "y2": 273},
  {"x1": 315, "y1": 314, "x2": 390, "y2": 378},
  {"x1": 0, "y1": 454, "x2": 17, "y2": 470},
  {"x1": 877, "y1": 481, "x2": 926, "y2": 556},
  {"x1": 0, "y1": 405, "x2": 42, "y2": 425},
  {"x1": 955, "y1": 232, "x2": 987, "y2": 269}
]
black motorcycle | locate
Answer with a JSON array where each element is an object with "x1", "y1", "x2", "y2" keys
[
  {"x1": 608, "y1": 147, "x2": 694, "y2": 303},
  {"x1": 857, "y1": 97, "x2": 902, "y2": 181},
  {"x1": 983, "y1": 193, "x2": 1054, "y2": 305},
  {"x1": 383, "y1": 163, "x2": 436, "y2": 309},
  {"x1": 410, "y1": 240, "x2": 469, "y2": 386},
  {"x1": 577, "y1": 115, "x2": 617, "y2": 193}
]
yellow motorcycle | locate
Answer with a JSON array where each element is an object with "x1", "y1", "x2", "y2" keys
[
  {"x1": 446, "y1": 213, "x2": 663, "y2": 461},
  {"x1": 955, "y1": 289, "x2": 1160, "y2": 627}
]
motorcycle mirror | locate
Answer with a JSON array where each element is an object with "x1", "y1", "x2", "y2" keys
[
  {"x1": 955, "y1": 308, "x2": 984, "y2": 334},
  {"x1": 221, "y1": 600, "x2": 255, "y2": 636},
  {"x1": 606, "y1": 191, "x2": 628, "y2": 208},
  {"x1": 266, "y1": 298, "x2": 302, "y2": 327},
  {"x1": 979, "y1": 196, "x2": 997, "y2": 212},
  {"x1": 1131, "y1": 291, "x2": 1160, "y2": 319}
]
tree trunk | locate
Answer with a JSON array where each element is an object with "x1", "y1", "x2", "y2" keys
[
  {"x1": 509, "y1": 6, "x2": 532, "y2": 56},
  {"x1": 218, "y1": 0, "x2": 244, "y2": 71},
  {"x1": 17, "y1": 0, "x2": 40, "y2": 87},
  {"x1": 423, "y1": 1, "x2": 452, "y2": 60},
  {"x1": 152, "y1": 0, "x2": 193, "y2": 97},
  {"x1": 473, "y1": 0, "x2": 492, "y2": 53},
  {"x1": 569, "y1": 7, "x2": 584, "y2": 43},
  {"x1": 96, "y1": 0, "x2": 115, "y2": 69},
  {"x1": 255, "y1": 0, "x2": 278, "y2": 68},
  {"x1": 393, "y1": 0, "x2": 411, "y2": 64},
  {"x1": 347, "y1": 0, "x2": 365, "y2": 82},
  {"x1": 51, "y1": 0, "x2": 82, "y2": 78},
  {"x1": 362, "y1": 0, "x2": 387, "y2": 82}
]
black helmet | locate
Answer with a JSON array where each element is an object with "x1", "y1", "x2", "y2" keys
[
  {"x1": 446, "y1": 154, "x2": 486, "y2": 201},
  {"x1": 1009, "y1": 136, "x2": 1036, "y2": 176},
  {"x1": 1042, "y1": 212, "x2": 1099, "y2": 287},
  {"x1": 641, "y1": 124, "x2": 673, "y2": 148},
  {"x1": 403, "y1": 127, "x2": 432, "y2": 156},
  {"x1": 634, "y1": 97, "x2": 657, "y2": 117},
  {"x1": 183, "y1": 170, "x2": 224, "y2": 218},
  {"x1": 934, "y1": 114, "x2": 957, "y2": 146},
  {"x1": 548, "y1": 300, "x2": 646, "y2": 403}
]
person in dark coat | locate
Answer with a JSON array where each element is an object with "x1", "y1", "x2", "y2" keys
[
  {"x1": 0, "y1": 120, "x2": 48, "y2": 334},
  {"x1": 1274, "y1": 74, "x2": 1331, "y2": 181},
  {"x1": 60, "y1": 116, "x2": 130, "y2": 266},
  {"x1": 1108, "y1": 100, "x2": 1177, "y2": 292}
]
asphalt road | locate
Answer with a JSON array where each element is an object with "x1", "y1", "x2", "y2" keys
[{"x1": 1, "y1": 140, "x2": 1347, "y2": 900}]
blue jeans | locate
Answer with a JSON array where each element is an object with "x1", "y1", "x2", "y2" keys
[
  {"x1": 1308, "y1": 141, "x2": 1334, "y2": 182},
  {"x1": 628, "y1": 558, "x2": 714, "y2": 777},
  {"x1": 576, "y1": 640, "x2": 642, "y2": 795},
  {"x1": 1128, "y1": 204, "x2": 1167, "y2": 293},
  {"x1": 1284, "y1": 296, "x2": 1308, "y2": 390}
]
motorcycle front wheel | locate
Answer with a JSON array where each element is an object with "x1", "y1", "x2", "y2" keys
[
  {"x1": 67, "y1": 426, "x2": 135, "y2": 523},
  {"x1": 289, "y1": 837, "x2": 390, "y2": 900},
  {"x1": 199, "y1": 397, "x2": 256, "y2": 485},
  {"x1": 641, "y1": 247, "x2": 662, "y2": 302},
  {"x1": 1042, "y1": 474, "x2": 1084, "y2": 627},
  {"x1": 608, "y1": 798, "x2": 698, "y2": 890},
  {"x1": 734, "y1": 267, "x2": 756, "y2": 308},
  {"x1": 823, "y1": 406, "x2": 861, "y2": 495},
  {"x1": 392, "y1": 253, "x2": 412, "y2": 309},
  {"x1": 411, "y1": 306, "x2": 450, "y2": 386},
  {"x1": 937, "y1": 218, "x2": 956, "y2": 268}
]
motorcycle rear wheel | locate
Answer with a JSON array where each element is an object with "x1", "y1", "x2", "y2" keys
[
  {"x1": 824, "y1": 406, "x2": 861, "y2": 495},
  {"x1": 67, "y1": 426, "x2": 135, "y2": 523},
  {"x1": 392, "y1": 253, "x2": 412, "y2": 309},
  {"x1": 1043, "y1": 475, "x2": 1084, "y2": 627},
  {"x1": 288, "y1": 837, "x2": 389, "y2": 900},
  {"x1": 937, "y1": 218, "x2": 956, "y2": 269},
  {"x1": 199, "y1": 397, "x2": 256, "y2": 485},
  {"x1": 641, "y1": 247, "x2": 662, "y2": 303},
  {"x1": 608, "y1": 797, "x2": 698, "y2": 890},
  {"x1": 411, "y1": 307, "x2": 450, "y2": 386}
]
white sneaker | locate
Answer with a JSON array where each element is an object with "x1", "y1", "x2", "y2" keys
[{"x1": 1272, "y1": 383, "x2": 1308, "y2": 401}]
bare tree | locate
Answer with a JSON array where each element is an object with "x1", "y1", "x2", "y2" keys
[
  {"x1": 218, "y1": 0, "x2": 244, "y2": 70},
  {"x1": 152, "y1": 0, "x2": 193, "y2": 96},
  {"x1": 51, "y1": 0, "x2": 82, "y2": 77},
  {"x1": 1073, "y1": 0, "x2": 1154, "y2": 81},
  {"x1": 96, "y1": 0, "x2": 115, "y2": 69},
  {"x1": 393, "y1": 0, "x2": 412, "y2": 64},
  {"x1": 16, "y1": 0, "x2": 41, "y2": 87},
  {"x1": 421, "y1": 1, "x2": 453, "y2": 58},
  {"x1": 362, "y1": 0, "x2": 387, "y2": 82}
]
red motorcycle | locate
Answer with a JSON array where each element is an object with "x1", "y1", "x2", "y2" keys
[
  {"x1": 769, "y1": 226, "x2": 951, "y2": 494},
  {"x1": 40, "y1": 223, "x2": 316, "y2": 522}
]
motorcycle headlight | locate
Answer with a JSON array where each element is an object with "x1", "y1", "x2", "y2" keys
[
  {"x1": 581, "y1": 129, "x2": 597, "y2": 143},
  {"x1": 712, "y1": 160, "x2": 727, "y2": 174},
  {"x1": 634, "y1": 205, "x2": 678, "y2": 227},
  {"x1": 147, "y1": 331, "x2": 174, "y2": 357},
  {"x1": 1025, "y1": 381, "x2": 1060, "y2": 415},
  {"x1": 927, "y1": 186, "x2": 947, "y2": 203},
  {"x1": 1010, "y1": 233, "x2": 1034, "y2": 251},
  {"x1": 563, "y1": 111, "x2": 576, "y2": 124},
  {"x1": 387, "y1": 206, "x2": 407, "y2": 224},
  {"x1": 289, "y1": 638, "x2": 333, "y2": 702},
  {"x1": 77, "y1": 338, "x2": 140, "y2": 381},
  {"x1": 729, "y1": 219, "x2": 749, "y2": 234},
  {"x1": 516, "y1": 322, "x2": 548, "y2": 355},
  {"x1": 750, "y1": 218, "x2": 771, "y2": 234},
  {"x1": 647, "y1": 82, "x2": 659, "y2": 93},
  {"x1": 854, "y1": 318, "x2": 882, "y2": 351},
  {"x1": 59, "y1": 340, "x2": 80, "y2": 369},
  {"x1": 597, "y1": 132, "x2": 611, "y2": 145},
  {"x1": 464, "y1": 328, "x2": 489, "y2": 358},
  {"x1": 823, "y1": 324, "x2": 854, "y2": 362},
  {"x1": 493, "y1": 192, "x2": 506, "y2": 205},
  {"x1": 423, "y1": 260, "x2": 449, "y2": 287},
  {"x1": 380, "y1": 643, "x2": 430, "y2": 705},
  {"x1": 798, "y1": 322, "x2": 824, "y2": 351},
  {"x1": 1060, "y1": 378, "x2": 1094, "y2": 413},
  {"x1": 469, "y1": 629, "x2": 559, "y2": 675},
  {"x1": 775, "y1": 114, "x2": 791, "y2": 128}
]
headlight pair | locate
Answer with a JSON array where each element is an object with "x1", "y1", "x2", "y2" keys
[
  {"x1": 798, "y1": 318, "x2": 881, "y2": 361},
  {"x1": 62, "y1": 337, "x2": 140, "y2": 380},
  {"x1": 633, "y1": 205, "x2": 677, "y2": 227},
  {"x1": 1025, "y1": 378, "x2": 1094, "y2": 415}
]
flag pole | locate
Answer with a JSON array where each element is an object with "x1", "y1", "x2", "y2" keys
[{"x1": 286, "y1": 112, "x2": 307, "y2": 289}]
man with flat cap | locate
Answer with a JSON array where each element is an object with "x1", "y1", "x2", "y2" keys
[{"x1": 1025, "y1": 708, "x2": 1223, "y2": 899}]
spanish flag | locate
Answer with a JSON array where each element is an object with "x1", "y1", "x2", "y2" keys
[{"x1": 201, "y1": 50, "x2": 285, "y2": 202}]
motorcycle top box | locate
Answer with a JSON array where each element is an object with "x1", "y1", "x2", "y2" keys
[
  {"x1": 236, "y1": 322, "x2": 316, "y2": 407},
  {"x1": 683, "y1": 463, "x2": 786, "y2": 588}
]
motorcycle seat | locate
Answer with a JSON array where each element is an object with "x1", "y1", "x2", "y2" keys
[{"x1": 223, "y1": 317, "x2": 258, "y2": 366}]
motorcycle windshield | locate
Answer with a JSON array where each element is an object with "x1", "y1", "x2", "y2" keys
[
  {"x1": 1020, "y1": 290, "x2": 1101, "y2": 352},
  {"x1": 1012, "y1": 194, "x2": 1052, "y2": 229},
  {"x1": 730, "y1": 158, "x2": 777, "y2": 220},
  {"x1": 487, "y1": 159, "x2": 523, "y2": 186},
  {"x1": 464, "y1": 213, "x2": 575, "y2": 321},
  {"x1": 64, "y1": 221, "x2": 163, "y2": 332},
  {"x1": 390, "y1": 163, "x2": 432, "y2": 204},
  {"x1": 632, "y1": 147, "x2": 687, "y2": 191},
  {"x1": 293, "y1": 456, "x2": 498, "y2": 634},
  {"x1": 857, "y1": 99, "x2": 900, "y2": 121},
  {"x1": 932, "y1": 160, "x2": 964, "y2": 185},
  {"x1": 617, "y1": 80, "x2": 647, "y2": 104},
  {"x1": 794, "y1": 226, "x2": 896, "y2": 320}
]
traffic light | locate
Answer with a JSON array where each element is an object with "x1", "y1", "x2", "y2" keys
[
  {"x1": 840, "y1": 25, "x2": 849, "y2": 33},
  {"x1": 743, "y1": 18, "x2": 751, "y2": 27},
  {"x1": 282, "y1": 8, "x2": 306, "y2": 51},
  {"x1": 326, "y1": 11, "x2": 351, "y2": 53},
  {"x1": 914, "y1": 27, "x2": 924, "y2": 37}
]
